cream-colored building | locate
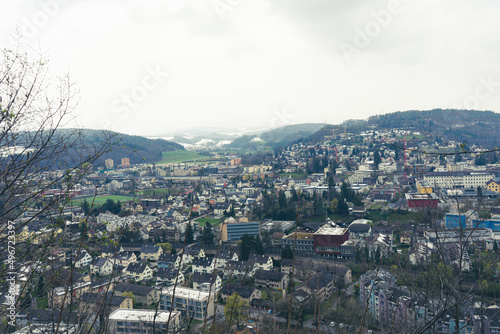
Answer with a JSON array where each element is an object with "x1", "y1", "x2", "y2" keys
[
  {"x1": 108, "y1": 309, "x2": 181, "y2": 333},
  {"x1": 160, "y1": 287, "x2": 215, "y2": 321}
]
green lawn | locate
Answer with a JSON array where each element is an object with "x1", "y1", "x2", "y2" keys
[
  {"x1": 279, "y1": 172, "x2": 308, "y2": 179},
  {"x1": 195, "y1": 217, "x2": 222, "y2": 227},
  {"x1": 157, "y1": 150, "x2": 209, "y2": 164},
  {"x1": 37, "y1": 297, "x2": 48, "y2": 309},
  {"x1": 71, "y1": 195, "x2": 136, "y2": 206}
]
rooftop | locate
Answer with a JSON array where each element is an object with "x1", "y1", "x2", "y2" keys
[
  {"x1": 162, "y1": 286, "x2": 211, "y2": 300},
  {"x1": 283, "y1": 232, "x2": 314, "y2": 240},
  {"x1": 315, "y1": 225, "x2": 347, "y2": 236},
  {"x1": 108, "y1": 309, "x2": 179, "y2": 322}
]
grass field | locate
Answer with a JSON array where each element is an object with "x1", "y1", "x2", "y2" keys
[
  {"x1": 72, "y1": 195, "x2": 136, "y2": 206},
  {"x1": 195, "y1": 217, "x2": 222, "y2": 227},
  {"x1": 279, "y1": 172, "x2": 308, "y2": 179},
  {"x1": 157, "y1": 150, "x2": 209, "y2": 164}
]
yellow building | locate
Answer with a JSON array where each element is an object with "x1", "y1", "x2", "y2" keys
[
  {"x1": 416, "y1": 179, "x2": 433, "y2": 194},
  {"x1": 486, "y1": 178, "x2": 500, "y2": 193}
]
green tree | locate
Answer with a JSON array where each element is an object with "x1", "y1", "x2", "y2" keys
[
  {"x1": 224, "y1": 293, "x2": 249, "y2": 327},
  {"x1": 156, "y1": 242, "x2": 172, "y2": 253},
  {"x1": 281, "y1": 244, "x2": 293, "y2": 259},
  {"x1": 185, "y1": 223, "x2": 194, "y2": 244},
  {"x1": 373, "y1": 150, "x2": 381, "y2": 169},
  {"x1": 201, "y1": 223, "x2": 214, "y2": 245},
  {"x1": 82, "y1": 199, "x2": 90, "y2": 216}
]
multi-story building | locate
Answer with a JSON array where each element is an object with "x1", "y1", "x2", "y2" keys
[
  {"x1": 405, "y1": 193, "x2": 439, "y2": 210},
  {"x1": 282, "y1": 231, "x2": 315, "y2": 256},
  {"x1": 486, "y1": 177, "x2": 500, "y2": 193},
  {"x1": 160, "y1": 287, "x2": 215, "y2": 321},
  {"x1": 416, "y1": 179, "x2": 433, "y2": 194},
  {"x1": 108, "y1": 309, "x2": 181, "y2": 333},
  {"x1": 423, "y1": 171, "x2": 496, "y2": 189},
  {"x1": 424, "y1": 228, "x2": 492, "y2": 244},
  {"x1": 219, "y1": 218, "x2": 260, "y2": 241},
  {"x1": 313, "y1": 225, "x2": 349, "y2": 257}
]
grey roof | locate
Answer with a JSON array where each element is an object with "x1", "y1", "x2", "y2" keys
[
  {"x1": 91, "y1": 257, "x2": 109, "y2": 267},
  {"x1": 221, "y1": 284, "x2": 256, "y2": 299},
  {"x1": 192, "y1": 257, "x2": 213, "y2": 267},
  {"x1": 192, "y1": 272, "x2": 216, "y2": 284},
  {"x1": 141, "y1": 245, "x2": 162, "y2": 254},
  {"x1": 157, "y1": 268, "x2": 179, "y2": 279},
  {"x1": 114, "y1": 282, "x2": 153, "y2": 296},
  {"x1": 302, "y1": 270, "x2": 334, "y2": 290},
  {"x1": 117, "y1": 251, "x2": 135, "y2": 260},
  {"x1": 126, "y1": 263, "x2": 149, "y2": 274},
  {"x1": 81, "y1": 292, "x2": 127, "y2": 306},
  {"x1": 158, "y1": 253, "x2": 179, "y2": 263},
  {"x1": 254, "y1": 269, "x2": 286, "y2": 282}
]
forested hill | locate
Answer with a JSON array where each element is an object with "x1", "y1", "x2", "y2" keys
[
  {"x1": 58, "y1": 129, "x2": 184, "y2": 167},
  {"x1": 364, "y1": 109, "x2": 500, "y2": 147}
]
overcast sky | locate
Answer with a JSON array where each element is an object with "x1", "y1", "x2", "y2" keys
[{"x1": 2, "y1": 0, "x2": 500, "y2": 136}]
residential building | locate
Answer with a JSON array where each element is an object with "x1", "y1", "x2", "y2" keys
[
  {"x1": 160, "y1": 287, "x2": 215, "y2": 321},
  {"x1": 74, "y1": 250, "x2": 92, "y2": 268},
  {"x1": 220, "y1": 284, "x2": 261, "y2": 303},
  {"x1": 157, "y1": 268, "x2": 184, "y2": 287},
  {"x1": 191, "y1": 257, "x2": 215, "y2": 274},
  {"x1": 116, "y1": 251, "x2": 137, "y2": 267},
  {"x1": 297, "y1": 270, "x2": 335, "y2": 301},
  {"x1": 124, "y1": 263, "x2": 153, "y2": 282},
  {"x1": 114, "y1": 282, "x2": 160, "y2": 307},
  {"x1": 254, "y1": 269, "x2": 288, "y2": 291},
  {"x1": 192, "y1": 272, "x2": 222, "y2": 293},
  {"x1": 80, "y1": 292, "x2": 132, "y2": 314},
  {"x1": 486, "y1": 177, "x2": 500, "y2": 193},
  {"x1": 108, "y1": 309, "x2": 181, "y2": 334},
  {"x1": 90, "y1": 257, "x2": 113, "y2": 276},
  {"x1": 423, "y1": 171, "x2": 495, "y2": 189},
  {"x1": 140, "y1": 245, "x2": 163, "y2": 261}
]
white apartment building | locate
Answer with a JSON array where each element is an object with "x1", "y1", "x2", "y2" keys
[
  {"x1": 423, "y1": 171, "x2": 495, "y2": 189},
  {"x1": 160, "y1": 287, "x2": 215, "y2": 321},
  {"x1": 108, "y1": 309, "x2": 181, "y2": 333}
]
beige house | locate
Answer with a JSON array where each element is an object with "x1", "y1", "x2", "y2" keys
[
  {"x1": 254, "y1": 269, "x2": 288, "y2": 291},
  {"x1": 125, "y1": 263, "x2": 153, "y2": 282},
  {"x1": 114, "y1": 282, "x2": 160, "y2": 307},
  {"x1": 90, "y1": 257, "x2": 113, "y2": 276},
  {"x1": 140, "y1": 245, "x2": 164, "y2": 261}
]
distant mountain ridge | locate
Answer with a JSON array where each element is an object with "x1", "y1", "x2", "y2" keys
[
  {"x1": 302, "y1": 109, "x2": 499, "y2": 148},
  {"x1": 59, "y1": 129, "x2": 184, "y2": 167},
  {"x1": 228, "y1": 123, "x2": 326, "y2": 149}
]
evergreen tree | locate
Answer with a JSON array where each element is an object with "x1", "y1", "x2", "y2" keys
[
  {"x1": 186, "y1": 223, "x2": 194, "y2": 244},
  {"x1": 373, "y1": 150, "x2": 381, "y2": 169},
  {"x1": 281, "y1": 244, "x2": 293, "y2": 259},
  {"x1": 82, "y1": 199, "x2": 90, "y2": 216}
]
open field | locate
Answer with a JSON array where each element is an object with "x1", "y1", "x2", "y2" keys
[
  {"x1": 157, "y1": 150, "x2": 209, "y2": 164},
  {"x1": 71, "y1": 195, "x2": 137, "y2": 206},
  {"x1": 195, "y1": 216, "x2": 222, "y2": 227}
]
